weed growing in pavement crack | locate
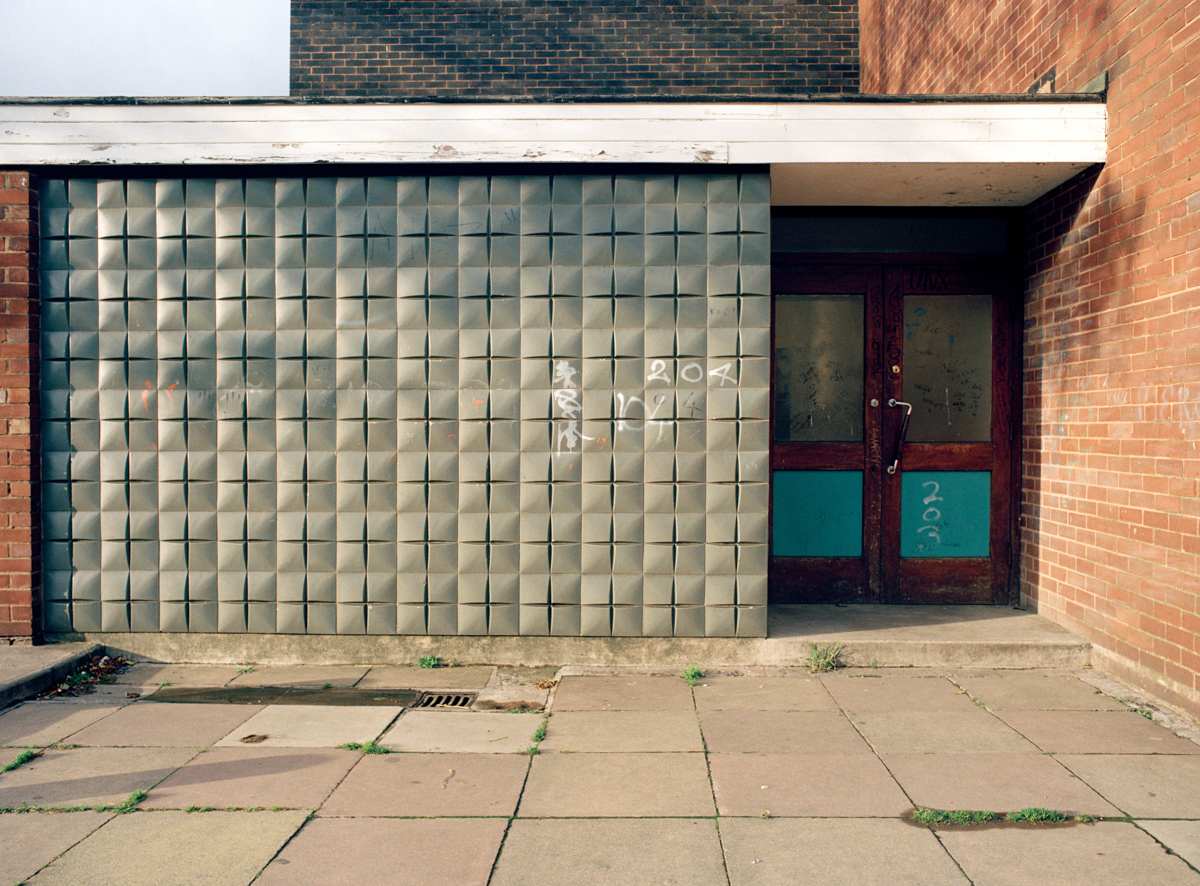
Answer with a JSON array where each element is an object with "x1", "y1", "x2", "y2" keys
[
  {"x1": 2, "y1": 748, "x2": 39, "y2": 773},
  {"x1": 418, "y1": 655, "x2": 442, "y2": 669},
  {"x1": 339, "y1": 741, "x2": 390, "y2": 755},
  {"x1": 681, "y1": 665, "x2": 704, "y2": 686},
  {"x1": 804, "y1": 643, "x2": 844, "y2": 674}
]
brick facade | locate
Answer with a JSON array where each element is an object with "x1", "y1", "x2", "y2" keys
[
  {"x1": 0, "y1": 170, "x2": 39, "y2": 643},
  {"x1": 292, "y1": 0, "x2": 859, "y2": 99},
  {"x1": 861, "y1": 0, "x2": 1200, "y2": 717}
]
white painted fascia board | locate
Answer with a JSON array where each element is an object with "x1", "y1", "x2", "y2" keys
[{"x1": 0, "y1": 101, "x2": 1106, "y2": 205}]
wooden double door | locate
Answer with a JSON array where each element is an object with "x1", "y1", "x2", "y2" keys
[{"x1": 769, "y1": 260, "x2": 1016, "y2": 604}]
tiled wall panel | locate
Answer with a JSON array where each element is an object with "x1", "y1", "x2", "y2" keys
[{"x1": 40, "y1": 173, "x2": 770, "y2": 637}]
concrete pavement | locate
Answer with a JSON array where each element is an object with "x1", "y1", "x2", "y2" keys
[{"x1": 0, "y1": 662, "x2": 1198, "y2": 885}]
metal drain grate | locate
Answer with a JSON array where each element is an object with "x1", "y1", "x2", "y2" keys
[{"x1": 414, "y1": 691, "x2": 477, "y2": 709}]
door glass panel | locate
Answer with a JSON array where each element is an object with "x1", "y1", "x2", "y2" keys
[
  {"x1": 903, "y1": 294, "x2": 991, "y2": 441},
  {"x1": 774, "y1": 295, "x2": 863, "y2": 442},
  {"x1": 900, "y1": 471, "x2": 990, "y2": 558},
  {"x1": 773, "y1": 470, "x2": 862, "y2": 557}
]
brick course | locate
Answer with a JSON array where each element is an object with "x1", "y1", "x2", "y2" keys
[
  {"x1": 0, "y1": 169, "x2": 39, "y2": 644},
  {"x1": 292, "y1": 0, "x2": 859, "y2": 98},
  {"x1": 861, "y1": 0, "x2": 1200, "y2": 717}
]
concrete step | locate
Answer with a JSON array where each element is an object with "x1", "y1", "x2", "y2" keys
[{"x1": 49, "y1": 606, "x2": 1089, "y2": 671}]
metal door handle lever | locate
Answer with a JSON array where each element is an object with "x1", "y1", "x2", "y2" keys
[{"x1": 887, "y1": 399, "x2": 912, "y2": 474}]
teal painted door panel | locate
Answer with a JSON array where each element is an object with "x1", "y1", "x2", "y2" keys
[
  {"x1": 900, "y1": 471, "x2": 990, "y2": 558},
  {"x1": 772, "y1": 470, "x2": 863, "y2": 557}
]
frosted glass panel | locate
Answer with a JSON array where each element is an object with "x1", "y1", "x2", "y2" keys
[
  {"x1": 774, "y1": 295, "x2": 863, "y2": 442},
  {"x1": 772, "y1": 471, "x2": 863, "y2": 557},
  {"x1": 903, "y1": 294, "x2": 991, "y2": 442}
]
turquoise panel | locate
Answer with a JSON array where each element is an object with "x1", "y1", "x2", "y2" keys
[
  {"x1": 772, "y1": 471, "x2": 863, "y2": 557},
  {"x1": 900, "y1": 471, "x2": 990, "y2": 558}
]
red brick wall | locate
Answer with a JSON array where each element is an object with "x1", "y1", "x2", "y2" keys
[
  {"x1": 292, "y1": 0, "x2": 860, "y2": 98},
  {"x1": 861, "y1": 0, "x2": 1200, "y2": 717},
  {"x1": 0, "y1": 170, "x2": 39, "y2": 644}
]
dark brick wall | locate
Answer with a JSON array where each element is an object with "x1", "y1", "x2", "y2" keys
[{"x1": 292, "y1": 0, "x2": 859, "y2": 99}]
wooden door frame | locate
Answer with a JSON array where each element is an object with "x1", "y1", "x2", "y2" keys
[{"x1": 768, "y1": 254, "x2": 1023, "y2": 605}]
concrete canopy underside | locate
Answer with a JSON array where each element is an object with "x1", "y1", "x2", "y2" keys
[{"x1": 0, "y1": 100, "x2": 1106, "y2": 207}]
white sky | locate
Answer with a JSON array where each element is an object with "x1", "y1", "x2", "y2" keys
[{"x1": 0, "y1": 0, "x2": 290, "y2": 97}]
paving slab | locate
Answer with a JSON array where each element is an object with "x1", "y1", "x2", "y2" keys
[
  {"x1": 953, "y1": 671, "x2": 1129, "y2": 711},
  {"x1": 539, "y1": 710, "x2": 705, "y2": 753},
  {"x1": 936, "y1": 821, "x2": 1200, "y2": 886},
  {"x1": 0, "y1": 746, "x2": 197, "y2": 808},
  {"x1": 0, "y1": 642, "x2": 101, "y2": 709},
  {"x1": 69, "y1": 702, "x2": 262, "y2": 747},
  {"x1": 708, "y1": 752, "x2": 912, "y2": 817},
  {"x1": 0, "y1": 810, "x2": 114, "y2": 885},
  {"x1": 0, "y1": 702, "x2": 120, "y2": 748},
  {"x1": 213, "y1": 704, "x2": 401, "y2": 748},
  {"x1": 142, "y1": 747, "x2": 359, "y2": 810},
  {"x1": 491, "y1": 818, "x2": 726, "y2": 886},
  {"x1": 847, "y1": 709, "x2": 1039, "y2": 754},
  {"x1": 1137, "y1": 820, "x2": 1200, "y2": 871},
  {"x1": 227, "y1": 665, "x2": 371, "y2": 688},
  {"x1": 551, "y1": 675, "x2": 695, "y2": 711},
  {"x1": 379, "y1": 710, "x2": 544, "y2": 753},
  {"x1": 692, "y1": 675, "x2": 839, "y2": 711},
  {"x1": 1056, "y1": 754, "x2": 1200, "y2": 818},
  {"x1": 256, "y1": 817, "x2": 508, "y2": 886},
  {"x1": 357, "y1": 665, "x2": 495, "y2": 690},
  {"x1": 821, "y1": 674, "x2": 979, "y2": 711},
  {"x1": 721, "y1": 817, "x2": 970, "y2": 886},
  {"x1": 105, "y1": 664, "x2": 244, "y2": 687},
  {"x1": 700, "y1": 710, "x2": 872, "y2": 754},
  {"x1": 320, "y1": 752, "x2": 529, "y2": 817},
  {"x1": 882, "y1": 753, "x2": 1124, "y2": 817},
  {"x1": 519, "y1": 752, "x2": 715, "y2": 817},
  {"x1": 25, "y1": 810, "x2": 308, "y2": 886},
  {"x1": 996, "y1": 710, "x2": 1200, "y2": 754}
]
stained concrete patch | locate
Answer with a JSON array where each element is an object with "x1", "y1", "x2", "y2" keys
[
  {"x1": 882, "y1": 753, "x2": 1123, "y2": 818},
  {"x1": 996, "y1": 710, "x2": 1200, "y2": 754},
  {"x1": 0, "y1": 746, "x2": 196, "y2": 808},
  {"x1": 519, "y1": 752, "x2": 715, "y2": 817},
  {"x1": 491, "y1": 818, "x2": 726, "y2": 886},
  {"x1": 357, "y1": 665, "x2": 495, "y2": 690},
  {"x1": 551, "y1": 675, "x2": 695, "y2": 711},
  {"x1": 700, "y1": 710, "x2": 872, "y2": 754},
  {"x1": 142, "y1": 747, "x2": 359, "y2": 810},
  {"x1": 69, "y1": 702, "x2": 261, "y2": 747},
  {"x1": 0, "y1": 702, "x2": 120, "y2": 748},
  {"x1": 256, "y1": 817, "x2": 507, "y2": 886},
  {"x1": 692, "y1": 675, "x2": 839, "y2": 711},
  {"x1": 1057, "y1": 754, "x2": 1200, "y2": 818},
  {"x1": 821, "y1": 674, "x2": 978, "y2": 711},
  {"x1": 214, "y1": 704, "x2": 401, "y2": 748},
  {"x1": 0, "y1": 810, "x2": 113, "y2": 885},
  {"x1": 847, "y1": 709, "x2": 1039, "y2": 754},
  {"x1": 379, "y1": 710, "x2": 544, "y2": 753},
  {"x1": 721, "y1": 817, "x2": 970, "y2": 886},
  {"x1": 936, "y1": 821, "x2": 1200, "y2": 886},
  {"x1": 953, "y1": 672, "x2": 1129, "y2": 711},
  {"x1": 320, "y1": 752, "x2": 529, "y2": 817},
  {"x1": 539, "y1": 710, "x2": 705, "y2": 753},
  {"x1": 1137, "y1": 820, "x2": 1200, "y2": 871},
  {"x1": 228, "y1": 665, "x2": 370, "y2": 688},
  {"x1": 25, "y1": 810, "x2": 308, "y2": 886},
  {"x1": 709, "y1": 752, "x2": 912, "y2": 817}
]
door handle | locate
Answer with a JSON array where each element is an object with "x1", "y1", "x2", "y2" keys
[{"x1": 887, "y1": 398, "x2": 912, "y2": 474}]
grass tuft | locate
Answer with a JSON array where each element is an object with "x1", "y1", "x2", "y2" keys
[
  {"x1": 339, "y1": 740, "x2": 390, "y2": 755},
  {"x1": 1005, "y1": 807, "x2": 1067, "y2": 823},
  {"x1": 804, "y1": 643, "x2": 844, "y2": 674},
  {"x1": 2, "y1": 748, "x2": 39, "y2": 773},
  {"x1": 912, "y1": 808, "x2": 1000, "y2": 825}
]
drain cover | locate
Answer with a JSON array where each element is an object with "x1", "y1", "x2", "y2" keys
[{"x1": 414, "y1": 691, "x2": 476, "y2": 709}]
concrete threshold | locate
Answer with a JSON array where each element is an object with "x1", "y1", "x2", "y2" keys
[{"x1": 48, "y1": 605, "x2": 1089, "y2": 670}]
